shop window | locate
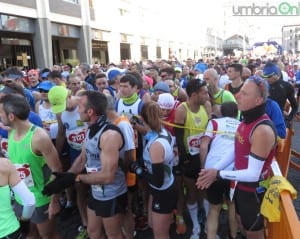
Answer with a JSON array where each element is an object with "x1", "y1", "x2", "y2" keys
[
  {"x1": 156, "y1": 47, "x2": 161, "y2": 59},
  {"x1": 141, "y1": 45, "x2": 148, "y2": 60},
  {"x1": 64, "y1": 0, "x2": 79, "y2": 4}
]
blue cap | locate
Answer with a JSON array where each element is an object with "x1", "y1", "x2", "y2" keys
[
  {"x1": 38, "y1": 81, "x2": 55, "y2": 91},
  {"x1": 61, "y1": 71, "x2": 70, "y2": 79},
  {"x1": 262, "y1": 63, "x2": 280, "y2": 78},
  {"x1": 153, "y1": 82, "x2": 170, "y2": 93},
  {"x1": 107, "y1": 68, "x2": 125, "y2": 81},
  {"x1": 41, "y1": 72, "x2": 50, "y2": 78}
]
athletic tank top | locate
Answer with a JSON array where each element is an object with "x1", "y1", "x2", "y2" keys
[
  {"x1": 38, "y1": 101, "x2": 57, "y2": 139},
  {"x1": 61, "y1": 107, "x2": 87, "y2": 151},
  {"x1": 235, "y1": 114, "x2": 276, "y2": 191},
  {"x1": 143, "y1": 128, "x2": 175, "y2": 190},
  {"x1": 85, "y1": 122, "x2": 127, "y2": 200},
  {"x1": 8, "y1": 126, "x2": 51, "y2": 206},
  {"x1": 0, "y1": 185, "x2": 19, "y2": 238},
  {"x1": 182, "y1": 102, "x2": 208, "y2": 155}
]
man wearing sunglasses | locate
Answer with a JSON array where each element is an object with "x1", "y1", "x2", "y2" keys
[
  {"x1": 262, "y1": 62, "x2": 297, "y2": 128},
  {"x1": 2, "y1": 67, "x2": 35, "y2": 111},
  {"x1": 197, "y1": 76, "x2": 277, "y2": 239}
]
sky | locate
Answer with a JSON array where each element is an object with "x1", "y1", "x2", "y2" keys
[{"x1": 145, "y1": 0, "x2": 300, "y2": 44}]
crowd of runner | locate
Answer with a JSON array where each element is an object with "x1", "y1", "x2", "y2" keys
[{"x1": 0, "y1": 55, "x2": 299, "y2": 239}]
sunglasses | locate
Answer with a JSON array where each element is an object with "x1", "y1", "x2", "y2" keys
[
  {"x1": 39, "y1": 89, "x2": 49, "y2": 93},
  {"x1": 160, "y1": 74, "x2": 168, "y2": 78},
  {"x1": 248, "y1": 75, "x2": 267, "y2": 98}
]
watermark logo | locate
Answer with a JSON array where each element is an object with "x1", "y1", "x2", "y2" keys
[{"x1": 232, "y1": 2, "x2": 300, "y2": 16}]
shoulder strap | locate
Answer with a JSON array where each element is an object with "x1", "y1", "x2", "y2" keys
[
  {"x1": 101, "y1": 123, "x2": 125, "y2": 150},
  {"x1": 211, "y1": 119, "x2": 218, "y2": 139},
  {"x1": 251, "y1": 119, "x2": 277, "y2": 146},
  {"x1": 158, "y1": 131, "x2": 173, "y2": 145}
]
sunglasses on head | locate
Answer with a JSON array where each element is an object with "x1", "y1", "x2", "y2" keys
[{"x1": 39, "y1": 89, "x2": 49, "y2": 93}]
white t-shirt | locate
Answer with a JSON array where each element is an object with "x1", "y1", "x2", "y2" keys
[
  {"x1": 203, "y1": 117, "x2": 240, "y2": 171},
  {"x1": 116, "y1": 119, "x2": 135, "y2": 160}
]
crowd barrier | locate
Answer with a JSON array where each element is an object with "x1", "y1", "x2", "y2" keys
[{"x1": 265, "y1": 128, "x2": 300, "y2": 239}]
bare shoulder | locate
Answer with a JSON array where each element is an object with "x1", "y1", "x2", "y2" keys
[
  {"x1": 100, "y1": 129, "x2": 123, "y2": 149},
  {"x1": 31, "y1": 127, "x2": 53, "y2": 151},
  {"x1": 32, "y1": 127, "x2": 50, "y2": 141},
  {"x1": 253, "y1": 123, "x2": 276, "y2": 139}
]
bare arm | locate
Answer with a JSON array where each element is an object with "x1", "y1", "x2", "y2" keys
[
  {"x1": 68, "y1": 147, "x2": 87, "y2": 174},
  {"x1": 149, "y1": 141, "x2": 164, "y2": 164},
  {"x1": 32, "y1": 128, "x2": 62, "y2": 172},
  {"x1": 55, "y1": 113, "x2": 66, "y2": 155},
  {"x1": 79, "y1": 129, "x2": 123, "y2": 185}
]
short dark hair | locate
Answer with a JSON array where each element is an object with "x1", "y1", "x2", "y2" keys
[
  {"x1": 48, "y1": 71, "x2": 62, "y2": 79},
  {"x1": 3, "y1": 67, "x2": 23, "y2": 80},
  {"x1": 159, "y1": 67, "x2": 175, "y2": 77},
  {"x1": 1, "y1": 82, "x2": 25, "y2": 96},
  {"x1": 95, "y1": 73, "x2": 107, "y2": 80},
  {"x1": 0, "y1": 94, "x2": 30, "y2": 120},
  {"x1": 227, "y1": 63, "x2": 243, "y2": 75},
  {"x1": 186, "y1": 79, "x2": 207, "y2": 97},
  {"x1": 120, "y1": 74, "x2": 139, "y2": 87},
  {"x1": 81, "y1": 91, "x2": 107, "y2": 116},
  {"x1": 126, "y1": 72, "x2": 142, "y2": 89},
  {"x1": 220, "y1": 101, "x2": 238, "y2": 118}
]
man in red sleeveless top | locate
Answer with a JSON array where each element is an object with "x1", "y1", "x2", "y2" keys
[{"x1": 197, "y1": 75, "x2": 277, "y2": 239}]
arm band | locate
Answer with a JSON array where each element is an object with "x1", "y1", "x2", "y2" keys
[
  {"x1": 174, "y1": 126, "x2": 186, "y2": 156},
  {"x1": 12, "y1": 180, "x2": 36, "y2": 220},
  {"x1": 213, "y1": 148, "x2": 235, "y2": 170},
  {"x1": 144, "y1": 163, "x2": 164, "y2": 188},
  {"x1": 219, "y1": 153, "x2": 265, "y2": 182}
]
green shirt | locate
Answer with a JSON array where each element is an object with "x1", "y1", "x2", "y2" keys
[
  {"x1": 8, "y1": 125, "x2": 51, "y2": 207},
  {"x1": 0, "y1": 185, "x2": 19, "y2": 237}
]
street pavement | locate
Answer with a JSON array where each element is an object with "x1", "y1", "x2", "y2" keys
[{"x1": 56, "y1": 120, "x2": 300, "y2": 239}]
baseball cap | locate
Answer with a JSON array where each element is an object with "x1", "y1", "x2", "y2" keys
[
  {"x1": 37, "y1": 81, "x2": 55, "y2": 91},
  {"x1": 106, "y1": 67, "x2": 126, "y2": 81},
  {"x1": 143, "y1": 75, "x2": 153, "y2": 87},
  {"x1": 41, "y1": 72, "x2": 50, "y2": 79},
  {"x1": 157, "y1": 93, "x2": 175, "y2": 109},
  {"x1": 153, "y1": 82, "x2": 170, "y2": 93},
  {"x1": 61, "y1": 71, "x2": 70, "y2": 79},
  {"x1": 262, "y1": 63, "x2": 280, "y2": 78},
  {"x1": 174, "y1": 67, "x2": 182, "y2": 73},
  {"x1": 48, "y1": 86, "x2": 68, "y2": 113}
]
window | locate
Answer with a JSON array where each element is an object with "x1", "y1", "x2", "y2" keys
[{"x1": 64, "y1": 0, "x2": 79, "y2": 4}]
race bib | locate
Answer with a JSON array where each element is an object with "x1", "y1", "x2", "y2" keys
[
  {"x1": 66, "y1": 128, "x2": 86, "y2": 150},
  {"x1": 15, "y1": 164, "x2": 34, "y2": 187},
  {"x1": 173, "y1": 146, "x2": 179, "y2": 166},
  {"x1": 187, "y1": 135, "x2": 201, "y2": 155},
  {"x1": 1, "y1": 138, "x2": 8, "y2": 158},
  {"x1": 85, "y1": 166, "x2": 103, "y2": 193}
]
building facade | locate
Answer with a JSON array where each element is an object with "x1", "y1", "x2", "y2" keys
[
  {"x1": 0, "y1": 0, "x2": 214, "y2": 69},
  {"x1": 282, "y1": 25, "x2": 300, "y2": 54}
]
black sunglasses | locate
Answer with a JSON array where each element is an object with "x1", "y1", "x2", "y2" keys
[{"x1": 39, "y1": 89, "x2": 49, "y2": 93}]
